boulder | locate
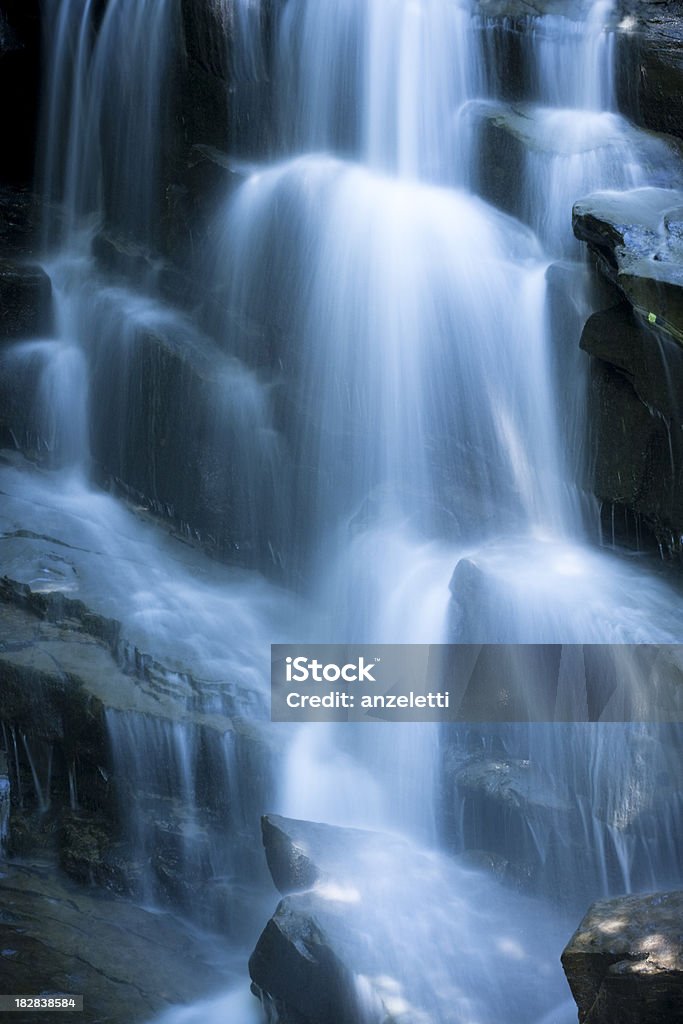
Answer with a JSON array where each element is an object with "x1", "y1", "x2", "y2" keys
[
  {"x1": 573, "y1": 187, "x2": 683, "y2": 345},
  {"x1": 251, "y1": 815, "x2": 485, "y2": 1024},
  {"x1": 250, "y1": 895, "x2": 364, "y2": 1024},
  {"x1": 250, "y1": 815, "x2": 421, "y2": 1024},
  {"x1": 260, "y1": 813, "x2": 412, "y2": 895},
  {"x1": 467, "y1": 102, "x2": 528, "y2": 220},
  {"x1": 562, "y1": 891, "x2": 683, "y2": 1023}
]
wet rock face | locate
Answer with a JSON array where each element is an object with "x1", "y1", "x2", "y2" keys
[
  {"x1": 573, "y1": 188, "x2": 683, "y2": 341},
  {"x1": 259, "y1": 813, "x2": 417, "y2": 896},
  {"x1": 0, "y1": 582, "x2": 137, "y2": 876},
  {"x1": 443, "y1": 748, "x2": 575, "y2": 890},
  {"x1": 261, "y1": 814, "x2": 323, "y2": 894},
  {"x1": 87, "y1": 317, "x2": 285, "y2": 569},
  {"x1": 0, "y1": 587, "x2": 270, "y2": 930},
  {"x1": 0, "y1": 188, "x2": 53, "y2": 452},
  {"x1": 0, "y1": 861, "x2": 228, "y2": 1024},
  {"x1": 161, "y1": 0, "x2": 281, "y2": 265},
  {"x1": 562, "y1": 891, "x2": 683, "y2": 1024},
  {"x1": 0, "y1": 1, "x2": 42, "y2": 186},
  {"x1": 0, "y1": 463, "x2": 277, "y2": 932},
  {"x1": 616, "y1": 2, "x2": 683, "y2": 143},
  {"x1": 581, "y1": 303, "x2": 683, "y2": 544},
  {"x1": 573, "y1": 189, "x2": 683, "y2": 548},
  {"x1": 250, "y1": 896, "x2": 363, "y2": 1024},
  {"x1": 0, "y1": 260, "x2": 51, "y2": 342},
  {"x1": 586, "y1": 357, "x2": 679, "y2": 545}
]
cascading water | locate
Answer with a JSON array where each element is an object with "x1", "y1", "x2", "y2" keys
[
  {"x1": 4, "y1": 0, "x2": 683, "y2": 1022},
  {"x1": 206, "y1": 1, "x2": 683, "y2": 1019},
  {"x1": 41, "y1": 0, "x2": 179, "y2": 252}
]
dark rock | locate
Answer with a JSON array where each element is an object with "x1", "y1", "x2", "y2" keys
[
  {"x1": 260, "y1": 813, "x2": 414, "y2": 895},
  {"x1": 0, "y1": 259, "x2": 52, "y2": 342},
  {"x1": 0, "y1": 189, "x2": 52, "y2": 346},
  {"x1": 250, "y1": 895, "x2": 363, "y2": 1024},
  {"x1": 0, "y1": 860, "x2": 228, "y2": 1024},
  {"x1": 59, "y1": 812, "x2": 144, "y2": 895},
  {"x1": 0, "y1": 2, "x2": 42, "y2": 186},
  {"x1": 176, "y1": 0, "x2": 278, "y2": 155},
  {"x1": 0, "y1": 189, "x2": 54, "y2": 450},
  {"x1": 616, "y1": 5, "x2": 683, "y2": 143},
  {"x1": 573, "y1": 189, "x2": 683, "y2": 545},
  {"x1": 178, "y1": 0, "x2": 230, "y2": 144},
  {"x1": 0, "y1": 468, "x2": 279, "y2": 923},
  {"x1": 261, "y1": 814, "x2": 322, "y2": 893},
  {"x1": 0, "y1": 753, "x2": 9, "y2": 847},
  {"x1": 443, "y1": 743, "x2": 579, "y2": 892},
  {"x1": 449, "y1": 752, "x2": 573, "y2": 816},
  {"x1": 468, "y1": 102, "x2": 528, "y2": 219},
  {"x1": 161, "y1": 0, "x2": 279, "y2": 265},
  {"x1": 0, "y1": 187, "x2": 44, "y2": 259},
  {"x1": 573, "y1": 188, "x2": 683, "y2": 344},
  {"x1": 562, "y1": 890, "x2": 683, "y2": 1024},
  {"x1": 580, "y1": 301, "x2": 683, "y2": 415},
  {"x1": 586, "y1": 350, "x2": 683, "y2": 547},
  {"x1": 85, "y1": 306, "x2": 289, "y2": 570},
  {"x1": 0, "y1": 346, "x2": 40, "y2": 453}
]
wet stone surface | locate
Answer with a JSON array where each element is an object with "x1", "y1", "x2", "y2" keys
[
  {"x1": 0, "y1": 857, "x2": 232, "y2": 1024},
  {"x1": 562, "y1": 890, "x2": 683, "y2": 1024},
  {"x1": 573, "y1": 187, "x2": 683, "y2": 343}
]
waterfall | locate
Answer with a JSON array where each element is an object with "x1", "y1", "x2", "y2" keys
[
  {"x1": 212, "y1": 1, "x2": 683, "y2": 1017},
  {"x1": 41, "y1": 0, "x2": 179, "y2": 252},
  {"x1": 6, "y1": 0, "x2": 683, "y2": 1022}
]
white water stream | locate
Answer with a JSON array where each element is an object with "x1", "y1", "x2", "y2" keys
[{"x1": 3, "y1": 1, "x2": 683, "y2": 1022}]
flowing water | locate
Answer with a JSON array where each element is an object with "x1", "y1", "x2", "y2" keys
[{"x1": 4, "y1": 0, "x2": 683, "y2": 1021}]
